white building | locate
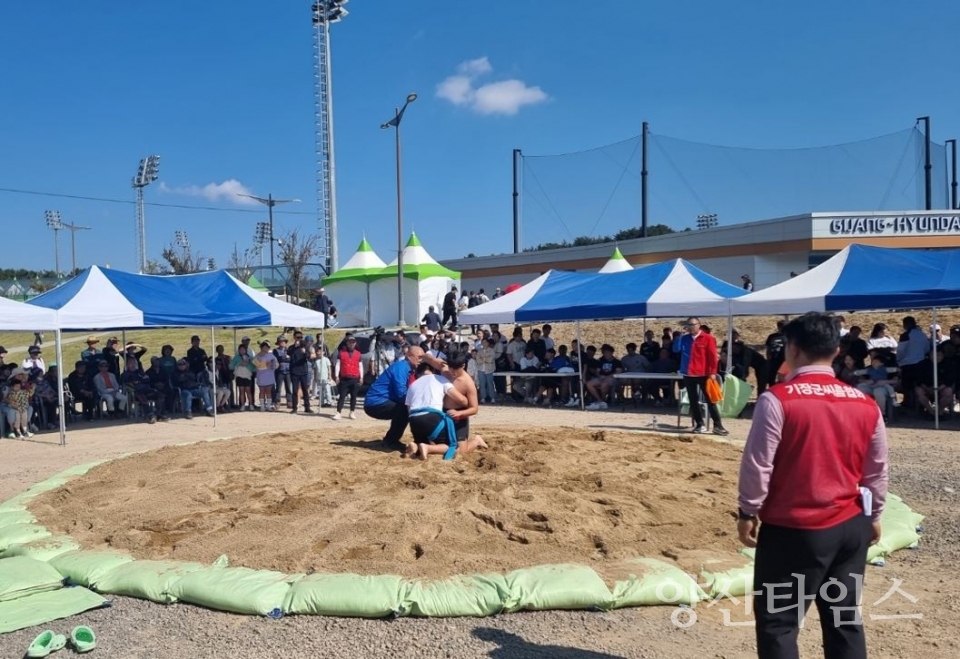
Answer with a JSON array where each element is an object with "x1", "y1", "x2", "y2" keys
[{"x1": 441, "y1": 211, "x2": 960, "y2": 292}]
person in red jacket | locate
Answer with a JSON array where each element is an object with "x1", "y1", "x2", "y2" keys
[
  {"x1": 678, "y1": 317, "x2": 728, "y2": 435},
  {"x1": 333, "y1": 335, "x2": 363, "y2": 420},
  {"x1": 738, "y1": 312, "x2": 888, "y2": 659}
]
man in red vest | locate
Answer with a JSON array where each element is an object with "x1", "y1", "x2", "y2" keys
[{"x1": 738, "y1": 312, "x2": 888, "y2": 659}]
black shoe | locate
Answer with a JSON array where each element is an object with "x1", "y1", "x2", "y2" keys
[
  {"x1": 712, "y1": 427, "x2": 729, "y2": 436},
  {"x1": 383, "y1": 439, "x2": 406, "y2": 452},
  {"x1": 185, "y1": 413, "x2": 193, "y2": 420},
  {"x1": 290, "y1": 408, "x2": 298, "y2": 414},
  {"x1": 304, "y1": 408, "x2": 313, "y2": 414}
]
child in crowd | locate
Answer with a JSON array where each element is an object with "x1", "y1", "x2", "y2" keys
[
  {"x1": 230, "y1": 344, "x2": 255, "y2": 410},
  {"x1": 4, "y1": 379, "x2": 32, "y2": 438},
  {"x1": 317, "y1": 346, "x2": 335, "y2": 407},
  {"x1": 253, "y1": 341, "x2": 278, "y2": 411}
]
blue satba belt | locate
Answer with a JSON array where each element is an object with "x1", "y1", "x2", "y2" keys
[{"x1": 410, "y1": 407, "x2": 458, "y2": 460}]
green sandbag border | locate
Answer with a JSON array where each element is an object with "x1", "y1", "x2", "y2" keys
[{"x1": 0, "y1": 451, "x2": 926, "y2": 620}]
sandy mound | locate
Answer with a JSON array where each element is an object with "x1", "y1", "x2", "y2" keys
[{"x1": 30, "y1": 427, "x2": 743, "y2": 579}]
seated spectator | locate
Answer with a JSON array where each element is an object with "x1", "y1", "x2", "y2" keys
[
  {"x1": 866, "y1": 323, "x2": 898, "y2": 351},
  {"x1": 586, "y1": 344, "x2": 622, "y2": 410},
  {"x1": 174, "y1": 358, "x2": 214, "y2": 419},
  {"x1": 915, "y1": 351, "x2": 956, "y2": 417},
  {"x1": 639, "y1": 331, "x2": 661, "y2": 364},
  {"x1": 941, "y1": 325, "x2": 960, "y2": 359},
  {"x1": 31, "y1": 370, "x2": 58, "y2": 428},
  {"x1": 646, "y1": 347, "x2": 678, "y2": 405},
  {"x1": 834, "y1": 354, "x2": 861, "y2": 387},
  {"x1": 517, "y1": 345, "x2": 541, "y2": 403},
  {"x1": 93, "y1": 360, "x2": 126, "y2": 418},
  {"x1": 67, "y1": 361, "x2": 96, "y2": 421},
  {"x1": 21, "y1": 345, "x2": 45, "y2": 375},
  {"x1": 121, "y1": 357, "x2": 160, "y2": 423},
  {"x1": 145, "y1": 357, "x2": 175, "y2": 420},
  {"x1": 4, "y1": 375, "x2": 32, "y2": 438},
  {"x1": 856, "y1": 355, "x2": 898, "y2": 418}
]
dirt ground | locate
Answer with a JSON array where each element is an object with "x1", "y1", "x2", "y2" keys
[
  {"x1": 30, "y1": 426, "x2": 743, "y2": 579},
  {"x1": 2, "y1": 404, "x2": 959, "y2": 658}
]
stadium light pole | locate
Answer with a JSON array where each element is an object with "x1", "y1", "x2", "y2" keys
[
  {"x1": 237, "y1": 193, "x2": 301, "y2": 272},
  {"x1": 946, "y1": 138, "x2": 958, "y2": 210},
  {"x1": 44, "y1": 211, "x2": 62, "y2": 277},
  {"x1": 61, "y1": 220, "x2": 92, "y2": 276},
  {"x1": 381, "y1": 92, "x2": 418, "y2": 327},
  {"x1": 312, "y1": 0, "x2": 348, "y2": 272},
  {"x1": 696, "y1": 213, "x2": 718, "y2": 230},
  {"x1": 132, "y1": 155, "x2": 160, "y2": 273}
]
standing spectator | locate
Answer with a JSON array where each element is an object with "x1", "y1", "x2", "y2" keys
[
  {"x1": 845, "y1": 326, "x2": 870, "y2": 367},
  {"x1": 421, "y1": 306, "x2": 442, "y2": 332},
  {"x1": 527, "y1": 328, "x2": 548, "y2": 362},
  {"x1": 253, "y1": 341, "x2": 278, "y2": 411},
  {"x1": 80, "y1": 337, "x2": 101, "y2": 361},
  {"x1": 124, "y1": 342, "x2": 148, "y2": 370},
  {"x1": 476, "y1": 337, "x2": 497, "y2": 404},
  {"x1": 837, "y1": 315, "x2": 850, "y2": 337},
  {"x1": 639, "y1": 330, "x2": 660, "y2": 364},
  {"x1": 317, "y1": 345, "x2": 334, "y2": 407},
  {"x1": 738, "y1": 312, "x2": 887, "y2": 659},
  {"x1": 145, "y1": 357, "x2": 175, "y2": 420},
  {"x1": 677, "y1": 317, "x2": 728, "y2": 435},
  {"x1": 764, "y1": 320, "x2": 787, "y2": 386},
  {"x1": 492, "y1": 287, "x2": 502, "y2": 299},
  {"x1": 230, "y1": 344, "x2": 255, "y2": 411},
  {"x1": 314, "y1": 287, "x2": 337, "y2": 327},
  {"x1": 506, "y1": 327, "x2": 527, "y2": 370},
  {"x1": 186, "y1": 335, "x2": 209, "y2": 374},
  {"x1": 541, "y1": 324, "x2": 555, "y2": 352},
  {"x1": 441, "y1": 286, "x2": 459, "y2": 329},
  {"x1": 273, "y1": 336, "x2": 292, "y2": 407},
  {"x1": 741, "y1": 274, "x2": 754, "y2": 291},
  {"x1": 333, "y1": 335, "x2": 362, "y2": 420},
  {"x1": 288, "y1": 331, "x2": 313, "y2": 414},
  {"x1": 896, "y1": 316, "x2": 929, "y2": 407},
  {"x1": 214, "y1": 345, "x2": 233, "y2": 412}
]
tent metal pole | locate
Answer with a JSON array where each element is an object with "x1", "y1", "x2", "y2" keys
[
  {"x1": 933, "y1": 308, "x2": 939, "y2": 430},
  {"x1": 725, "y1": 306, "x2": 734, "y2": 375},
  {"x1": 577, "y1": 320, "x2": 585, "y2": 410},
  {"x1": 56, "y1": 328, "x2": 67, "y2": 446},
  {"x1": 211, "y1": 326, "x2": 217, "y2": 429}
]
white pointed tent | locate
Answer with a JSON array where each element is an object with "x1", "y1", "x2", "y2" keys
[
  {"x1": 598, "y1": 246, "x2": 633, "y2": 273},
  {"x1": 369, "y1": 233, "x2": 461, "y2": 327},
  {"x1": 322, "y1": 238, "x2": 389, "y2": 327}
]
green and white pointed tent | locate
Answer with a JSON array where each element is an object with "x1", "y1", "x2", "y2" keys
[
  {"x1": 322, "y1": 238, "x2": 389, "y2": 327},
  {"x1": 370, "y1": 233, "x2": 461, "y2": 327},
  {"x1": 598, "y1": 246, "x2": 633, "y2": 273},
  {"x1": 246, "y1": 274, "x2": 269, "y2": 292}
]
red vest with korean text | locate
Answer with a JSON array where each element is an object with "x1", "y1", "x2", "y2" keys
[
  {"x1": 762, "y1": 371, "x2": 879, "y2": 530},
  {"x1": 338, "y1": 350, "x2": 362, "y2": 379}
]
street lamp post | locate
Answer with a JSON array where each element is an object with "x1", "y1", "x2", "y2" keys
[
  {"x1": 238, "y1": 194, "x2": 300, "y2": 279},
  {"x1": 132, "y1": 155, "x2": 161, "y2": 273},
  {"x1": 381, "y1": 93, "x2": 418, "y2": 327},
  {"x1": 62, "y1": 221, "x2": 92, "y2": 276},
  {"x1": 44, "y1": 211, "x2": 62, "y2": 277}
]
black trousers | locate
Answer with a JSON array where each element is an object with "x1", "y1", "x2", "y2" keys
[
  {"x1": 754, "y1": 515, "x2": 871, "y2": 659},
  {"x1": 683, "y1": 375, "x2": 722, "y2": 428},
  {"x1": 441, "y1": 308, "x2": 458, "y2": 328},
  {"x1": 336, "y1": 377, "x2": 360, "y2": 412},
  {"x1": 364, "y1": 399, "x2": 409, "y2": 444},
  {"x1": 290, "y1": 373, "x2": 311, "y2": 411}
]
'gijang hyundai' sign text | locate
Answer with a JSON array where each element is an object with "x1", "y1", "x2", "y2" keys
[{"x1": 827, "y1": 215, "x2": 960, "y2": 236}]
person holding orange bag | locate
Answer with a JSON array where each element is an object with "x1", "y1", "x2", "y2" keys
[{"x1": 676, "y1": 317, "x2": 729, "y2": 435}]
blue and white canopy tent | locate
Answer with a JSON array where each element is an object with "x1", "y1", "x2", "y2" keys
[
  {"x1": 29, "y1": 266, "x2": 326, "y2": 329},
  {"x1": 460, "y1": 260, "x2": 747, "y2": 411},
  {"x1": 459, "y1": 259, "x2": 746, "y2": 325},
  {"x1": 28, "y1": 266, "x2": 327, "y2": 444},
  {"x1": 732, "y1": 244, "x2": 960, "y2": 429},
  {"x1": 730, "y1": 245, "x2": 954, "y2": 315}
]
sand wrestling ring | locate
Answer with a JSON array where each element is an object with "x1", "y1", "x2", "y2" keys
[{"x1": 0, "y1": 426, "x2": 924, "y2": 627}]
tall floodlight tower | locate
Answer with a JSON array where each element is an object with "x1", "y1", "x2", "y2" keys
[
  {"x1": 312, "y1": 0, "x2": 348, "y2": 273},
  {"x1": 132, "y1": 155, "x2": 161, "y2": 273}
]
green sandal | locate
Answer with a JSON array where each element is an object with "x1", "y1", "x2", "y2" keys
[
  {"x1": 26, "y1": 630, "x2": 66, "y2": 657},
  {"x1": 69, "y1": 626, "x2": 96, "y2": 653}
]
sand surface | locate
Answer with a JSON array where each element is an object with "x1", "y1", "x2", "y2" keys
[{"x1": 30, "y1": 426, "x2": 742, "y2": 579}]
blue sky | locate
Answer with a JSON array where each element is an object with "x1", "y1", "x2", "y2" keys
[{"x1": 2, "y1": 1, "x2": 959, "y2": 274}]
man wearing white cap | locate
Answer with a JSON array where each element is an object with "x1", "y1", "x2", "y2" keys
[{"x1": 931, "y1": 324, "x2": 948, "y2": 348}]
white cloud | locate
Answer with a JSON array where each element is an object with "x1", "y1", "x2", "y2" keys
[
  {"x1": 436, "y1": 57, "x2": 547, "y2": 116},
  {"x1": 159, "y1": 179, "x2": 259, "y2": 205}
]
